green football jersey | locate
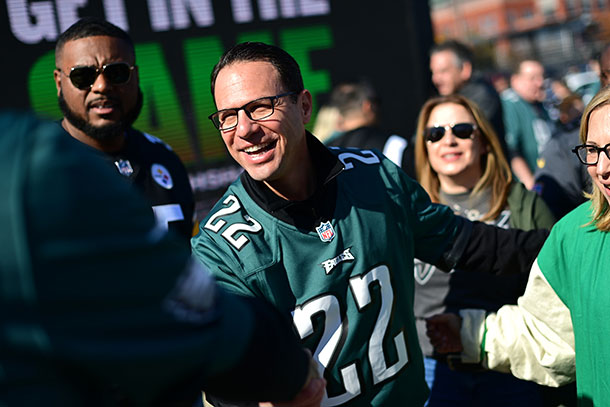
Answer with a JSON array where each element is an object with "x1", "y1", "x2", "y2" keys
[
  {"x1": 501, "y1": 88, "x2": 553, "y2": 173},
  {"x1": 538, "y1": 202, "x2": 610, "y2": 406},
  {"x1": 193, "y1": 148, "x2": 462, "y2": 406}
]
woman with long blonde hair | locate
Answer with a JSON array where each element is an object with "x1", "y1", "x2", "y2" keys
[{"x1": 412, "y1": 94, "x2": 556, "y2": 406}]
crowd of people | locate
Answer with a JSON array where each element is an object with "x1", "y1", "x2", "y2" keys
[{"x1": 2, "y1": 15, "x2": 608, "y2": 407}]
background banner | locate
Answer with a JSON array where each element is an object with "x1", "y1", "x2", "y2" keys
[{"x1": 1, "y1": 0, "x2": 434, "y2": 218}]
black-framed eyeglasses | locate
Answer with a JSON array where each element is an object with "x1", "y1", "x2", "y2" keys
[
  {"x1": 424, "y1": 122, "x2": 477, "y2": 143},
  {"x1": 572, "y1": 143, "x2": 610, "y2": 165},
  {"x1": 57, "y1": 62, "x2": 135, "y2": 90},
  {"x1": 208, "y1": 91, "x2": 297, "y2": 131}
]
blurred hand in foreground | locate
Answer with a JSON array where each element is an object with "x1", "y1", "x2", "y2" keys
[{"x1": 259, "y1": 349, "x2": 326, "y2": 407}]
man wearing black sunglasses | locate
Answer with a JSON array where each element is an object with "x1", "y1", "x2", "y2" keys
[{"x1": 53, "y1": 17, "x2": 194, "y2": 244}]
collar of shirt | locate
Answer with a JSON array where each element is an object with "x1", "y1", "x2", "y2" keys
[{"x1": 241, "y1": 131, "x2": 344, "y2": 230}]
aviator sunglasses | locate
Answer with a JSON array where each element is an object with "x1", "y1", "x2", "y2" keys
[
  {"x1": 424, "y1": 122, "x2": 477, "y2": 143},
  {"x1": 58, "y1": 62, "x2": 135, "y2": 90}
]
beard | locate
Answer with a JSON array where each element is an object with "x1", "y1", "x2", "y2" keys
[{"x1": 58, "y1": 89, "x2": 143, "y2": 142}]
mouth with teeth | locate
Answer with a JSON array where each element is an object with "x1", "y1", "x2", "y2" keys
[
  {"x1": 243, "y1": 140, "x2": 277, "y2": 157},
  {"x1": 441, "y1": 152, "x2": 463, "y2": 161},
  {"x1": 88, "y1": 99, "x2": 119, "y2": 116}
]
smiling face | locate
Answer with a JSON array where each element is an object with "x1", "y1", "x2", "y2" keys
[
  {"x1": 213, "y1": 61, "x2": 313, "y2": 198},
  {"x1": 585, "y1": 104, "x2": 610, "y2": 205},
  {"x1": 425, "y1": 102, "x2": 486, "y2": 193},
  {"x1": 54, "y1": 35, "x2": 140, "y2": 149}
]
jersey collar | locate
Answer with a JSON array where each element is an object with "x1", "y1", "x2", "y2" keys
[{"x1": 241, "y1": 131, "x2": 343, "y2": 229}]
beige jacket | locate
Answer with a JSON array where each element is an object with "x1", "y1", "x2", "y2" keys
[{"x1": 459, "y1": 259, "x2": 576, "y2": 387}]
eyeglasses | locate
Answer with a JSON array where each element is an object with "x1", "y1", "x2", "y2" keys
[
  {"x1": 208, "y1": 92, "x2": 297, "y2": 131},
  {"x1": 58, "y1": 62, "x2": 135, "y2": 90},
  {"x1": 572, "y1": 143, "x2": 610, "y2": 165},
  {"x1": 424, "y1": 123, "x2": 477, "y2": 143}
]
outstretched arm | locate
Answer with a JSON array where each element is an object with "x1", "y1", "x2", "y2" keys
[
  {"x1": 427, "y1": 260, "x2": 575, "y2": 387},
  {"x1": 435, "y1": 218, "x2": 549, "y2": 276}
]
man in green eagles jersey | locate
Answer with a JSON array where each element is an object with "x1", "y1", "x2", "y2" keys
[
  {"x1": 193, "y1": 42, "x2": 547, "y2": 406},
  {"x1": 0, "y1": 110, "x2": 324, "y2": 406}
]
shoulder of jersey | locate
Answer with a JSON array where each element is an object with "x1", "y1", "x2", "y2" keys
[
  {"x1": 328, "y1": 146, "x2": 391, "y2": 174},
  {"x1": 200, "y1": 185, "x2": 276, "y2": 269},
  {"x1": 132, "y1": 130, "x2": 185, "y2": 167},
  {"x1": 327, "y1": 145, "x2": 385, "y2": 160},
  {"x1": 326, "y1": 146, "x2": 408, "y2": 199},
  {"x1": 500, "y1": 88, "x2": 519, "y2": 103},
  {"x1": 139, "y1": 131, "x2": 174, "y2": 151}
]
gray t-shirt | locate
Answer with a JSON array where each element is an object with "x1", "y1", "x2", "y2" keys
[{"x1": 413, "y1": 188, "x2": 514, "y2": 356}]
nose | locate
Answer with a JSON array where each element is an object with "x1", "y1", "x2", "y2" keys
[
  {"x1": 596, "y1": 150, "x2": 610, "y2": 178},
  {"x1": 441, "y1": 126, "x2": 457, "y2": 144},
  {"x1": 91, "y1": 71, "x2": 109, "y2": 92},
  {"x1": 234, "y1": 109, "x2": 258, "y2": 139}
]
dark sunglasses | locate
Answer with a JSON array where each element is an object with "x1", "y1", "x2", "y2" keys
[
  {"x1": 424, "y1": 123, "x2": 477, "y2": 143},
  {"x1": 59, "y1": 62, "x2": 135, "y2": 90}
]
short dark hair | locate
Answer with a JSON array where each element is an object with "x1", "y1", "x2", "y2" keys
[
  {"x1": 430, "y1": 40, "x2": 474, "y2": 69},
  {"x1": 330, "y1": 80, "x2": 379, "y2": 116},
  {"x1": 55, "y1": 17, "x2": 134, "y2": 64},
  {"x1": 511, "y1": 58, "x2": 542, "y2": 75},
  {"x1": 598, "y1": 43, "x2": 610, "y2": 65},
  {"x1": 210, "y1": 42, "x2": 304, "y2": 100}
]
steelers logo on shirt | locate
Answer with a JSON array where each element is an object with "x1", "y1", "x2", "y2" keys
[{"x1": 151, "y1": 163, "x2": 174, "y2": 189}]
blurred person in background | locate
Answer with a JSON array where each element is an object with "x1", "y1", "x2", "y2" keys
[
  {"x1": 413, "y1": 94, "x2": 557, "y2": 407},
  {"x1": 491, "y1": 72, "x2": 510, "y2": 94},
  {"x1": 532, "y1": 44, "x2": 610, "y2": 220},
  {"x1": 311, "y1": 103, "x2": 341, "y2": 144},
  {"x1": 325, "y1": 79, "x2": 415, "y2": 177},
  {"x1": 598, "y1": 43, "x2": 610, "y2": 89},
  {"x1": 534, "y1": 92, "x2": 589, "y2": 219},
  {"x1": 501, "y1": 59, "x2": 555, "y2": 190},
  {"x1": 429, "y1": 40, "x2": 507, "y2": 155}
]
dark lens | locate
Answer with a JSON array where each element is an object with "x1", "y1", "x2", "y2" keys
[
  {"x1": 425, "y1": 127, "x2": 445, "y2": 143},
  {"x1": 104, "y1": 63, "x2": 131, "y2": 84},
  {"x1": 69, "y1": 66, "x2": 98, "y2": 89},
  {"x1": 451, "y1": 123, "x2": 475, "y2": 139}
]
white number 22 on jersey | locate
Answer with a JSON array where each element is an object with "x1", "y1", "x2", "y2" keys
[
  {"x1": 292, "y1": 265, "x2": 408, "y2": 406},
  {"x1": 203, "y1": 195, "x2": 262, "y2": 250}
]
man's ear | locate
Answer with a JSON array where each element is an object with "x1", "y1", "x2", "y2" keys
[
  {"x1": 362, "y1": 100, "x2": 373, "y2": 114},
  {"x1": 54, "y1": 69, "x2": 62, "y2": 97},
  {"x1": 300, "y1": 89, "x2": 313, "y2": 124},
  {"x1": 460, "y1": 61, "x2": 473, "y2": 81}
]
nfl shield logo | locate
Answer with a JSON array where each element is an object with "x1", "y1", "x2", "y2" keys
[
  {"x1": 114, "y1": 159, "x2": 133, "y2": 177},
  {"x1": 316, "y1": 221, "x2": 336, "y2": 243}
]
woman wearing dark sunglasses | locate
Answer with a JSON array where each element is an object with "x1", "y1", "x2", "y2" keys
[{"x1": 412, "y1": 94, "x2": 558, "y2": 406}]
